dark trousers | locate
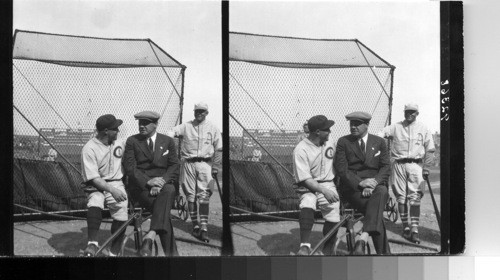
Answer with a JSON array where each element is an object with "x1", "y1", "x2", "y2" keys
[
  {"x1": 343, "y1": 184, "x2": 391, "y2": 254},
  {"x1": 130, "y1": 183, "x2": 178, "y2": 256}
]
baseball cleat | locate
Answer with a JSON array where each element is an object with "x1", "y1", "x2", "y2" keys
[
  {"x1": 83, "y1": 243, "x2": 98, "y2": 257},
  {"x1": 192, "y1": 227, "x2": 201, "y2": 239},
  {"x1": 402, "y1": 228, "x2": 411, "y2": 240},
  {"x1": 199, "y1": 230, "x2": 210, "y2": 243},
  {"x1": 410, "y1": 231, "x2": 421, "y2": 244}
]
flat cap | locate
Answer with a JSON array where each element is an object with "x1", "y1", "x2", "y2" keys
[
  {"x1": 404, "y1": 103, "x2": 419, "y2": 111},
  {"x1": 194, "y1": 102, "x2": 208, "y2": 111},
  {"x1": 134, "y1": 110, "x2": 160, "y2": 122},
  {"x1": 345, "y1": 111, "x2": 372, "y2": 123}
]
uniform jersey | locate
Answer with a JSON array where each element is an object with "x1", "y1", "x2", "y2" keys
[
  {"x1": 379, "y1": 121, "x2": 435, "y2": 166},
  {"x1": 293, "y1": 137, "x2": 336, "y2": 183},
  {"x1": 170, "y1": 120, "x2": 222, "y2": 159},
  {"x1": 81, "y1": 138, "x2": 125, "y2": 182}
]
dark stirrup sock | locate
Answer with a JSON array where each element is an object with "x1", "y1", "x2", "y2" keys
[
  {"x1": 198, "y1": 202, "x2": 209, "y2": 231},
  {"x1": 87, "y1": 207, "x2": 102, "y2": 242},
  {"x1": 188, "y1": 201, "x2": 199, "y2": 228},
  {"x1": 398, "y1": 203, "x2": 409, "y2": 229},
  {"x1": 299, "y1": 208, "x2": 315, "y2": 244}
]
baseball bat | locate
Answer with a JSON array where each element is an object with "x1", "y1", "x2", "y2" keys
[
  {"x1": 212, "y1": 170, "x2": 223, "y2": 202},
  {"x1": 425, "y1": 177, "x2": 441, "y2": 232}
]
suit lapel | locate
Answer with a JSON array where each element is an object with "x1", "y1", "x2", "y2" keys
[
  {"x1": 153, "y1": 135, "x2": 166, "y2": 162},
  {"x1": 350, "y1": 136, "x2": 365, "y2": 161},
  {"x1": 138, "y1": 138, "x2": 154, "y2": 161},
  {"x1": 364, "y1": 134, "x2": 375, "y2": 162}
]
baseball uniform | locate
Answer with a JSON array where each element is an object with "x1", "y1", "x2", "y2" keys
[
  {"x1": 81, "y1": 137, "x2": 127, "y2": 221},
  {"x1": 170, "y1": 120, "x2": 222, "y2": 203},
  {"x1": 379, "y1": 121, "x2": 436, "y2": 204},
  {"x1": 293, "y1": 137, "x2": 339, "y2": 223}
]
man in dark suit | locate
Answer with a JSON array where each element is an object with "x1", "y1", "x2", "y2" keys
[
  {"x1": 123, "y1": 110, "x2": 180, "y2": 256},
  {"x1": 334, "y1": 111, "x2": 391, "y2": 255}
]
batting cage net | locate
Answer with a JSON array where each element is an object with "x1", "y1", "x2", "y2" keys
[
  {"x1": 13, "y1": 30, "x2": 185, "y2": 217},
  {"x1": 229, "y1": 32, "x2": 395, "y2": 217}
]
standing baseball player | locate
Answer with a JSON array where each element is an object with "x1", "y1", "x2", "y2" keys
[
  {"x1": 167, "y1": 102, "x2": 222, "y2": 243},
  {"x1": 81, "y1": 114, "x2": 128, "y2": 257},
  {"x1": 123, "y1": 111, "x2": 180, "y2": 256},
  {"x1": 378, "y1": 103, "x2": 435, "y2": 243},
  {"x1": 293, "y1": 115, "x2": 339, "y2": 255}
]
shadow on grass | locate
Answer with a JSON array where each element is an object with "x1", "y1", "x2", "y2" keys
[
  {"x1": 385, "y1": 220, "x2": 441, "y2": 247},
  {"x1": 256, "y1": 227, "x2": 323, "y2": 256}
]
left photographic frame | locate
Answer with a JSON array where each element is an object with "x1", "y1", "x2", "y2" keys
[{"x1": 12, "y1": 0, "x2": 223, "y2": 257}]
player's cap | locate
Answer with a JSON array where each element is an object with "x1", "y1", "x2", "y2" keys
[
  {"x1": 308, "y1": 115, "x2": 335, "y2": 131},
  {"x1": 134, "y1": 111, "x2": 161, "y2": 122},
  {"x1": 194, "y1": 102, "x2": 209, "y2": 111},
  {"x1": 96, "y1": 114, "x2": 123, "y2": 131},
  {"x1": 404, "y1": 103, "x2": 419, "y2": 112},
  {"x1": 345, "y1": 111, "x2": 372, "y2": 123}
]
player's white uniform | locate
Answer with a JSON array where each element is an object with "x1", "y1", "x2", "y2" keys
[
  {"x1": 81, "y1": 138, "x2": 128, "y2": 221},
  {"x1": 170, "y1": 120, "x2": 222, "y2": 203},
  {"x1": 293, "y1": 137, "x2": 339, "y2": 222},
  {"x1": 379, "y1": 121, "x2": 435, "y2": 203}
]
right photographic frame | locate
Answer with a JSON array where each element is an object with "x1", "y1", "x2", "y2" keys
[{"x1": 227, "y1": 1, "x2": 449, "y2": 256}]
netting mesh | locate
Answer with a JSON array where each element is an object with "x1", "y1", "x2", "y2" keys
[
  {"x1": 13, "y1": 30, "x2": 185, "y2": 215},
  {"x1": 229, "y1": 32, "x2": 394, "y2": 214}
]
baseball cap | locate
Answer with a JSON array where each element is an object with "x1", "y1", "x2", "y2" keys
[
  {"x1": 307, "y1": 115, "x2": 335, "y2": 132},
  {"x1": 345, "y1": 111, "x2": 372, "y2": 123},
  {"x1": 134, "y1": 111, "x2": 161, "y2": 122},
  {"x1": 404, "y1": 103, "x2": 419, "y2": 112},
  {"x1": 96, "y1": 114, "x2": 123, "y2": 131},
  {"x1": 194, "y1": 102, "x2": 208, "y2": 111}
]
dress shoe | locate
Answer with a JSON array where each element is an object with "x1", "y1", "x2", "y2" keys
[
  {"x1": 83, "y1": 243, "x2": 98, "y2": 257},
  {"x1": 410, "y1": 231, "x2": 421, "y2": 244},
  {"x1": 353, "y1": 240, "x2": 366, "y2": 255},
  {"x1": 140, "y1": 238, "x2": 154, "y2": 257},
  {"x1": 296, "y1": 245, "x2": 311, "y2": 256}
]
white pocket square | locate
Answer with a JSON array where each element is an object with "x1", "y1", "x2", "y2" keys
[
  {"x1": 374, "y1": 151, "x2": 381, "y2": 157},
  {"x1": 162, "y1": 150, "x2": 169, "y2": 156}
]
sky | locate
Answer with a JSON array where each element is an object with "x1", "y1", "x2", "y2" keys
[
  {"x1": 230, "y1": 1, "x2": 440, "y2": 133},
  {"x1": 13, "y1": 0, "x2": 222, "y2": 134}
]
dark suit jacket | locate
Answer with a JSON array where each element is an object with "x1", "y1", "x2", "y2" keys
[
  {"x1": 123, "y1": 133, "x2": 180, "y2": 191},
  {"x1": 334, "y1": 133, "x2": 390, "y2": 193}
]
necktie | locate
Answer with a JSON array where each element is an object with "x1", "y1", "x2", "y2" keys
[
  {"x1": 148, "y1": 138, "x2": 154, "y2": 152},
  {"x1": 360, "y1": 138, "x2": 365, "y2": 155}
]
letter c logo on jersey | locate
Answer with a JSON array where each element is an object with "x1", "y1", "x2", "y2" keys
[
  {"x1": 113, "y1": 146, "x2": 123, "y2": 158},
  {"x1": 325, "y1": 147, "x2": 334, "y2": 159}
]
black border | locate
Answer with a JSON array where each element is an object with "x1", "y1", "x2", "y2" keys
[
  {"x1": 0, "y1": 0, "x2": 13, "y2": 258},
  {"x1": 444, "y1": 1, "x2": 465, "y2": 254}
]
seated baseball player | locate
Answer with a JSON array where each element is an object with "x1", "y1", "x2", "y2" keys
[
  {"x1": 81, "y1": 114, "x2": 128, "y2": 257},
  {"x1": 334, "y1": 111, "x2": 391, "y2": 255},
  {"x1": 293, "y1": 115, "x2": 340, "y2": 255},
  {"x1": 123, "y1": 111, "x2": 180, "y2": 256}
]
